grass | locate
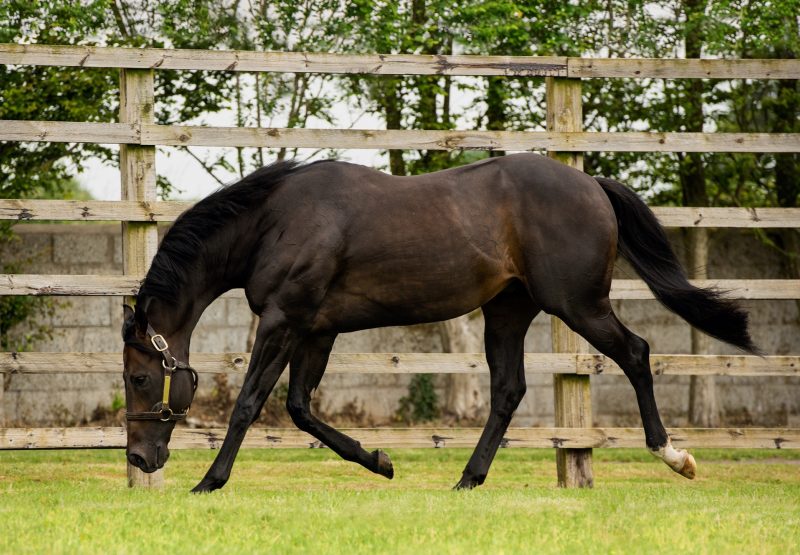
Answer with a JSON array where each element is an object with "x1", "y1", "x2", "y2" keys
[{"x1": 1, "y1": 448, "x2": 799, "y2": 554}]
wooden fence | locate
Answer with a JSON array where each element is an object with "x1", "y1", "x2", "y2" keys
[{"x1": 1, "y1": 45, "x2": 799, "y2": 488}]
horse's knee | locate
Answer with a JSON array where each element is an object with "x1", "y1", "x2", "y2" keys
[
  {"x1": 491, "y1": 383, "x2": 526, "y2": 420},
  {"x1": 230, "y1": 399, "x2": 260, "y2": 427}
]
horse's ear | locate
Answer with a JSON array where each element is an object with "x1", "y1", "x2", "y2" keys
[
  {"x1": 122, "y1": 304, "x2": 136, "y2": 340},
  {"x1": 134, "y1": 298, "x2": 150, "y2": 333}
]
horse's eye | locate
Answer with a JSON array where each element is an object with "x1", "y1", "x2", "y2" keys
[{"x1": 132, "y1": 375, "x2": 149, "y2": 387}]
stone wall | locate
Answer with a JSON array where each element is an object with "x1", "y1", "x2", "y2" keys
[{"x1": 2, "y1": 223, "x2": 799, "y2": 428}]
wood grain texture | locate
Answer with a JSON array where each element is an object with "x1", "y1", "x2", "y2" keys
[
  {"x1": 547, "y1": 76, "x2": 593, "y2": 488},
  {"x1": 608, "y1": 279, "x2": 800, "y2": 300},
  {"x1": 0, "y1": 199, "x2": 190, "y2": 221},
  {"x1": 119, "y1": 68, "x2": 161, "y2": 488},
  {"x1": 2, "y1": 44, "x2": 798, "y2": 79},
  {"x1": 2, "y1": 275, "x2": 797, "y2": 299},
  {"x1": 650, "y1": 207, "x2": 800, "y2": 228},
  {"x1": 1, "y1": 352, "x2": 796, "y2": 377},
  {"x1": 1, "y1": 426, "x2": 796, "y2": 450},
  {"x1": 567, "y1": 57, "x2": 800, "y2": 79},
  {"x1": 2, "y1": 120, "x2": 799, "y2": 153},
  {"x1": 1, "y1": 201, "x2": 797, "y2": 229}
]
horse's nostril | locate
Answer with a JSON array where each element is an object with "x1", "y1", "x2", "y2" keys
[{"x1": 128, "y1": 452, "x2": 147, "y2": 470}]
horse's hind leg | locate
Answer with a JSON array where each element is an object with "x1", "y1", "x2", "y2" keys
[
  {"x1": 559, "y1": 300, "x2": 696, "y2": 479},
  {"x1": 286, "y1": 333, "x2": 394, "y2": 479},
  {"x1": 455, "y1": 285, "x2": 538, "y2": 490}
]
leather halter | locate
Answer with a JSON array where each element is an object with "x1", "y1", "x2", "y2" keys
[{"x1": 126, "y1": 324, "x2": 198, "y2": 422}]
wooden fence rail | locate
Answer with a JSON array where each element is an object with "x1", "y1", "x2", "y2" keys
[
  {"x1": 2, "y1": 44, "x2": 799, "y2": 79},
  {"x1": 1, "y1": 352, "x2": 798, "y2": 377},
  {"x1": 2, "y1": 120, "x2": 799, "y2": 153},
  {"x1": 1, "y1": 427, "x2": 797, "y2": 450},
  {"x1": 2, "y1": 201, "x2": 800, "y2": 227},
  {"x1": 2, "y1": 275, "x2": 798, "y2": 300}
]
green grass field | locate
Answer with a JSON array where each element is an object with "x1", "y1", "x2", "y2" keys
[{"x1": 1, "y1": 448, "x2": 798, "y2": 554}]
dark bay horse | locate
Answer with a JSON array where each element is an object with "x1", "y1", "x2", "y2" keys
[{"x1": 122, "y1": 153, "x2": 756, "y2": 492}]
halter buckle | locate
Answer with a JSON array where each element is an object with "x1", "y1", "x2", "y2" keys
[
  {"x1": 158, "y1": 407, "x2": 174, "y2": 422},
  {"x1": 151, "y1": 334, "x2": 169, "y2": 352}
]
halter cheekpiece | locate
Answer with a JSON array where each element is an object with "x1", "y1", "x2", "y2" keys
[{"x1": 126, "y1": 324, "x2": 198, "y2": 422}]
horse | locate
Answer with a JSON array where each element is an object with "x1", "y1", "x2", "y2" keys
[{"x1": 122, "y1": 153, "x2": 757, "y2": 492}]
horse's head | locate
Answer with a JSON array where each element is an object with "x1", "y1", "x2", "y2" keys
[{"x1": 122, "y1": 305, "x2": 198, "y2": 473}]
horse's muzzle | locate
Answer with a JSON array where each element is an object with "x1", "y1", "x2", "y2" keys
[{"x1": 127, "y1": 444, "x2": 169, "y2": 473}]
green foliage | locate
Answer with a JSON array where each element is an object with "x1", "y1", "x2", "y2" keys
[
  {"x1": 0, "y1": 1, "x2": 119, "y2": 201},
  {"x1": 396, "y1": 373, "x2": 439, "y2": 423},
  {"x1": 110, "y1": 390, "x2": 125, "y2": 412}
]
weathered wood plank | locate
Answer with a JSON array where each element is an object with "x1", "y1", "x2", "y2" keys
[
  {"x1": 567, "y1": 57, "x2": 800, "y2": 79},
  {"x1": 650, "y1": 207, "x2": 800, "y2": 228},
  {"x1": 547, "y1": 76, "x2": 593, "y2": 489},
  {"x1": 0, "y1": 44, "x2": 568, "y2": 76},
  {"x1": 142, "y1": 125, "x2": 800, "y2": 153},
  {"x1": 2, "y1": 276, "x2": 797, "y2": 299},
  {"x1": 0, "y1": 274, "x2": 141, "y2": 295},
  {"x1": 1, "y1": 201, "x2": 797, "y2": 229},
  {"x1": 2, "y1": 121, "x2": 799, "y2": 153},
  {"x1": 1, "y1": 44, "x2": 798, "y2": 79},
  {"x1": 609, "y1": 279, "x2": 800, "y2": 300},
  {"x1": 1, "y1": 426, "x2": 797, "y2": 450},
  {"x1": 1, "y1": 352, "x2": 797, "y2": 377},
  {"x1": 0, "y1": 199, "x2": 190, "y2": 222},
  {"x1": 0, "y1": 120, "x2": 137, "y2": 143},
  {"x1": 576, "y1": 354, "x2": 800, "y2": 377},
  {"x1": 119, "y1": 68, "x2": 162, "y2": 488}
]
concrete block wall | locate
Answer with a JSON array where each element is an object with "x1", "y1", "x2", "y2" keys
[{"x1": 2, "y1": 223, "x2": 799, "y2": 428}]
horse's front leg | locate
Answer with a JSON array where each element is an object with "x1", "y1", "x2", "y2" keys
[{"x1": 191, "y1": 311, "x2": 300, "y2": 493}]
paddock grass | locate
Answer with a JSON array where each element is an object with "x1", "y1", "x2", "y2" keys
[{"x1": 1, "y1": 448, "x2": 798, "y2": 554}]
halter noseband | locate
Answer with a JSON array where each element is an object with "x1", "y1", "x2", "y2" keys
[{"x1": 126, "y1": 324, "x2": 198, "y2": 423}]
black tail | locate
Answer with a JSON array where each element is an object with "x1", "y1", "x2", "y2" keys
[{"x1": 595, "y1": 176, "x2": 760, "y2": 354}]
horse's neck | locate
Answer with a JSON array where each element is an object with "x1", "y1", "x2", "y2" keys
[
  {"x1": 142, "y1": 271, "x2": 227, "y2": 360},
  {"x1": 144, "y1": 215, "x2": 262, "y2": 355}
]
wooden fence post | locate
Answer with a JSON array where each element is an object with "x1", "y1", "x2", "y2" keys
[
  {"x1": 120, "y1": 68, "x2": 163, "y2": 488},
  {"x1": 546, "y1": 76, "x2": 594, "y2": 488},
  {"x1": 0, "y1": 373, "x2": 5, "y2": 427}
]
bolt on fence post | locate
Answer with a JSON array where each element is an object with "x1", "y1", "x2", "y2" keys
[
  {"x1": 545, "y1": 76, "x2": 594, "y2": 488},
  {"x1": 120, "y1": 68, "x2": 163, "y2": 489}
]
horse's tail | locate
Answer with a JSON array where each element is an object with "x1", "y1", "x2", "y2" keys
[{"x1": 594, "y1": 176, "x2": 760, "y2": 354}]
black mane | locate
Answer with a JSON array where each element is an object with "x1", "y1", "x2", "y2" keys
[{"x1": 137, "y1": 159, "x2": 311, "y2": 305}]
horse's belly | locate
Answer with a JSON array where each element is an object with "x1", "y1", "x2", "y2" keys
[{"x1": 313, "y1": 255, "x2": 513, "y2": 333}]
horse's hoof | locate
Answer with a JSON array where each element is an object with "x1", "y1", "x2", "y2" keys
[
  {"x1": 190, "y1": 477, "x2": 226, "y2": 494},
  {"x1": 650, "y1": 443, "x2": 697, "y2": 480},
  {"x1": 453, "y1": 475, "x2": 480, "y2": 490},
  {"x1": 372, "y1": 449, "x2": 394, "y2": 479},
  {"x1": 678, "y1": 451, "x2": 697, "y2": 480}
]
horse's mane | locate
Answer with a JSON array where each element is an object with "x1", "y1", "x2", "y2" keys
[{"x1": 137, "y1": 159, "x2": 326, "y2": 306}]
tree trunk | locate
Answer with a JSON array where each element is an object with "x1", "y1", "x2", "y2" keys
[
  {"x1": 383, "y1": 77, "x2": 406, "y2": 176},
  {"x1": 682, "y1": 0, "x2": 718, "y2": 427},
  {"x1": 772, "y1": 42, "x2": 799, "y2": 310},
  {"x1": 439, "y1": 313, "x2": 486, "y2": 423},
  {"x1": 485, "y1": 76, "x2": 506, "y2": 157}
]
